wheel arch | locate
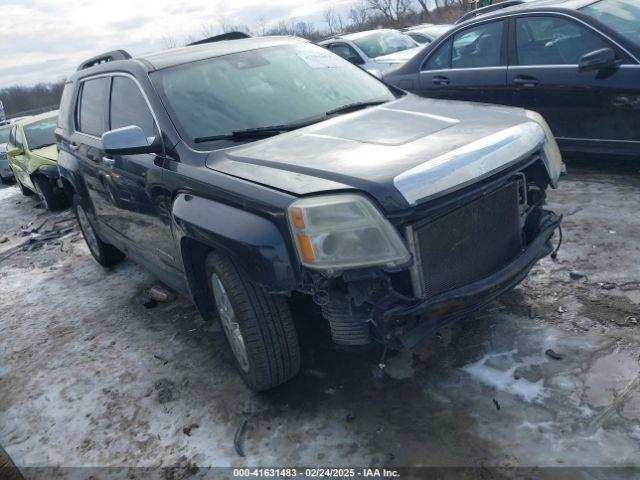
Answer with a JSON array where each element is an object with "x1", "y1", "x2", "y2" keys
[{"x1": 172, "y1": 193, "x2": 299, "y2": 320}]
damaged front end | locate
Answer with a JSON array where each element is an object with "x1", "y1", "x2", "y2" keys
[{"x1": 290, "y1": 119, "x2": 563, "y2": 350}]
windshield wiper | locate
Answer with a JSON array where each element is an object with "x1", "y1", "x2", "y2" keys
[
  {"x1": 193, "y1": 102, "x2": 387, "y2": 144},
  {"x1": 194, "y1": 116, "x2": 325, "y2": 144},
  {"x1": 325, "y1": 100, "x2": 388, "y2": 117}
]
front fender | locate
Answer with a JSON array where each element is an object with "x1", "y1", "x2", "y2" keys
[{"x1": 172, "y1": 193, "x2": 298, "y2": 293}]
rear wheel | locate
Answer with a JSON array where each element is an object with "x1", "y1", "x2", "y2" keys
[
  {"x1": 205, "y1": 251, "x2": 301, "y2": 391},
  {"x1": 73, "y1": 195, "x2": 125, "y2": 267},
  {"x1": 32, "y1": 175, "x2": 64, "y2": 210}
]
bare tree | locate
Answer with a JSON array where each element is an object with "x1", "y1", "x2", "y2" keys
[
  {"x1": 366, "y1": 0, "x2": 413, "y2": 23},
  {"x1": 349, "y1": 1, "x2": 370, "y2": 29},
  {"x1": 324, "y1": 7, "x2": 344, "y2": 35}
]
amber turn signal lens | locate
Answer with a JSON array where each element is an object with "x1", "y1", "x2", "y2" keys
[
  {"x1": 291, "y1": 207, "x2": 305, "y2": 229},
  {"x1": 297, "y1": 234, "x2": 315, "y2": 261}
]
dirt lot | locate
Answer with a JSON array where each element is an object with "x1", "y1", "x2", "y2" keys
[{"x1": 1, "y1": 161, "x2": 639, "y2": 475}]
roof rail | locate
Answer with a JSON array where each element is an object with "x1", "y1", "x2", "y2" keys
[
  {"x1": 455, "y1": 0, "x2": 526, "y2": 24},
  {"x1": 188, "y1": 31, "x2": 251, "y2": 46},
  {"x1": 77, "y1": 50, "x2": 132, "y2": 71}
]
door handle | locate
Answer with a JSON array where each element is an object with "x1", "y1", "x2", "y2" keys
[
  {"x1": 513, "y1": 76, "x2": 539, "y2": 87},
  {"x1": 102, "y1": 156, "x2": 115, "y2": 167},
  {"x1": 432, "y1": 75, "x2": 450, "y2": 86}
]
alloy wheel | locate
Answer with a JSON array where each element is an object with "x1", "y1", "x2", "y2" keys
[{"x1": 211, "y1": 273, "x2": 250, "y2": 373}]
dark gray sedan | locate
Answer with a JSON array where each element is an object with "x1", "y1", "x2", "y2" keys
[{"x1": 385, "y1": 0, "x2": 640, "y2": 158}]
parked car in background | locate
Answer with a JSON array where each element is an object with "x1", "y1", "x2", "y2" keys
[
  {"x1": 385, "y1": 0, "x2": 640, "y2": 158},
  {"x1": 7, "y1": 111, "x2": 66, "y2": 209},
  {"x1": 0, "y1": 124, "x2": 15, "y2": 183},
  {"x1": 57, "y1": 37, "x2": 562, "y2": 391},
  {"x1": 403, "y1": 24, "x2": 454, "y2": 44},
  {"x1": 318, "y1": 29, "x2": 423, "y2": 77}
]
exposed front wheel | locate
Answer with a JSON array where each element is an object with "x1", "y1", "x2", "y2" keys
[
  {"x1": 16, "y1": 177, "x2": 33, "y2": 196},
  {"x1": 32, "y1": 175, "x2": 64, "y2": 210},
  {"x1": 73, "y1": 195, "x2": 125, "y2": 267},
  {"x1": 205, "y1": 251, "x2": 301, "y2": 391}
]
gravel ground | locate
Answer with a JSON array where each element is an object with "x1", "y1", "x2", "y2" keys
[{"x1": 1, "y1": 160, "x2": 639, "y2": 477}]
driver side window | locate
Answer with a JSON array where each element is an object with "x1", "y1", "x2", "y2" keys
[{"x1": 516, "y1": 16, "x2": 609, "y2": 65}]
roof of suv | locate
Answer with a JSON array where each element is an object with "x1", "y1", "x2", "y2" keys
[{"x1": 461, "y1": 0, "x2": 599, "y2": 23}]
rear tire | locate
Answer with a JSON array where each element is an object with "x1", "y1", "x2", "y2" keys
[
  {"x1": 32, "y1": 175, "x2": 63, "y2": 210},
  {"x1": 205, "y1": 251, "x2": 301, "y2": 391},
  {"x1": 0, "y1": 445, "x2": 24, "y2": 480},
  {"x1": 73, "y1": 195, "x2": 125, "y2": 267}
]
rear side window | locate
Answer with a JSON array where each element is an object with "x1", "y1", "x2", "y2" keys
[
  {"x1": 57, "y1": 82, "x2": 74, "y2": 130},
  {"x1": 516, "y1": 16, "x2": 609, "y2": 65},
  {"x1": 77, "y1": 78, "x2": 108, "y2": 137},
  {"x1": 109, "y1": 76, "x2": 155, "y2": 137},
  {"x1": 452, "y1": 21, "x2": 503, "y2": 68}
]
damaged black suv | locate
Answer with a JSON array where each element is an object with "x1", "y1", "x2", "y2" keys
[{"x1": 56, "y1": 37, "x2": 563, "y2": 391}]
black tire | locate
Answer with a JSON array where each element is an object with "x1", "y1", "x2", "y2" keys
[
  {"x1": 205, "y1": 251, "x2": 301, "y2": 391},
  {"x1": 16, "y1": 178, "x2": 33, "y2": 196},
  {"x1": 73, "y1": 194, "x2": 125, "y2": 267},
  {"x1": 0, "y1": 445, "x2": 24, "y2": 480},
  {"x1": 32, "y1": 175, "x2": 64, "y2": 210}
]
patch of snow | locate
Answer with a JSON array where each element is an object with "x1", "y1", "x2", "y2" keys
[{"x1": 462, "y1": 350, "x2": 547, "y2": 403}]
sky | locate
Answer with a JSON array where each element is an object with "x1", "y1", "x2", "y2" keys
[{"x1": 0, "y1": 0, "x2": 355, "y2": 89}]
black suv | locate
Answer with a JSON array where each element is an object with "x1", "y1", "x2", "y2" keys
[{"x1": 56, "y1": 37, "x2": 563, "y2": 391}]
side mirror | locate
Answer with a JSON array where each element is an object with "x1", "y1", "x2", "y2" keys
[
  {"x1": 7, "y1": 146, "x2": 22, "y2": 157},
  {"x1": 102, "y1": 125, "x2": 161, "y2": 155},
  {"x1": 579, "y1": 48, "x2": 618, "y2": 73}
]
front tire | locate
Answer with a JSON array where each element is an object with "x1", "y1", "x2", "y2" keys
[
  {"x1": 32, "y1": 175, "x2": 63, "y2": 210},
  {"x1": 73, "y1": 195, "x2": 125, "y2": 267},
  {"x1": 205, "y1": 251, "x2": 301, "y2": 391},
  {"x1": 16, "y1": 177, "x2": 33, "y2": 196}
]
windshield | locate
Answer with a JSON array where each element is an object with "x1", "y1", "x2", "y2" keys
[
  {"x1": 23, "y1": 117, "x2": 57, "y2": 150},
  {"x1": 351, "y1": 30, "x2": 418, "y2": 58},
  {"x1": 581, "y1": 0, "x2": 640, "y2": 46},
  {"x1": 153, "y1": 43, "x2": 396, "y2": 146},
  {"x1": 0, "y1": 126, "x2": 10, "y2": 144}
]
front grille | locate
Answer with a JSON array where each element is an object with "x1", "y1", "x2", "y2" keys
[{"x1": 409, "y1": 181, "x2": 523, "y2": 298}]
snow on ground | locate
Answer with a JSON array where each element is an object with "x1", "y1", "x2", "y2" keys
[{"x1": 1, "y1": 160, "x2": 640, "y2": 474}]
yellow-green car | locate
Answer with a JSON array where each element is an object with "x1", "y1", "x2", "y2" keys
[{"x1": 7, "y1": 111, "x2": 66, "y2": 210}]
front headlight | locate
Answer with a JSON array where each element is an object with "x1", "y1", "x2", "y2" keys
[
  {"x1": 525, "y1": 110, "x2": 564, "y2": 186},
  {"x1": 288, "y1": 194, "x2": 411, "y2": 270}
]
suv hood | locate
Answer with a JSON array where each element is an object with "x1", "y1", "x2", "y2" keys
[{"x1": 206, "y1": 95, "x2": 559, "y2": 211}]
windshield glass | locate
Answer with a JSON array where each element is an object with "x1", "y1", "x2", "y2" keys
[
  {"x1": 0, "y1": 126, "x2": 10, "y2": 144},
  {"x1": 352, "y1": 30, "x2": 417, "y2": 58},
  {"x1": 581, "y1": 0, "x2": 640, "y2": 46},
  {"x1": 153, "y1": 43, "x2": 396, "y2": 145},
  {"x1": 24, "y1": 117, "x2": 57, "y2": 150}
]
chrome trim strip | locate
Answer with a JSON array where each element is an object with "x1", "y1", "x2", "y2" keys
[
  {"x1": 393, "y1": 122, "x2": 546, "y2": 206},
  {"x1": 557, "y1": 137, "x2": 640, "y2": 144}
]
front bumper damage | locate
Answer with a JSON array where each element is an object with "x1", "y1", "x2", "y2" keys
[
  {"x1": 375, "y1": 211, "x2": 561, "y2": 349},
  {"x1": 309, "y1": 208, "x2": 561, "y2": 351}
]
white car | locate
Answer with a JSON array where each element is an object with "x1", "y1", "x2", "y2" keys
[
  {"x1": 318, "y1": 29, "x2": 423, "y2": 78},
  {"x1": 403, "y1": 24, "x2": 454, "y2": 44}
]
